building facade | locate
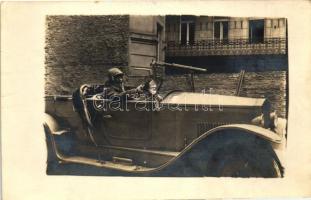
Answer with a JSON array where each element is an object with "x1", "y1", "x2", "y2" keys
[
  {"x1": 165, "y1": 16, "x2": 287, "y2": 72},
  {"x1": 128, "y1": 16, "x2": 165, "y2": 76},
  {"x1": 45, "y1": 15, "x2": 287, "y2": 117}
]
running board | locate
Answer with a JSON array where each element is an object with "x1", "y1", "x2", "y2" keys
[
  {"x1": 59, "y1": 154, "x2": 153, "y2": 172},
  {"x1": 112, "y1": 156, "x2": 133, "y2": 166},
  {"x1": 45, "y1": 125, "x2": 180, "y2": 171},
  {"x1": 75, "y1": 144, "x2": 179, "y2": 168},
  {"x1": 99, "y1": 144, "x2": 179, "y2": 157}
]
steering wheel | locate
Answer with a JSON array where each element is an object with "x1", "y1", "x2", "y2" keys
[
  {"x1": 92, "y1": 93, "x2": 107, "y2": 111},
  {"x1": 125, "y1": 79, "x2": 158, "y2": 101}
]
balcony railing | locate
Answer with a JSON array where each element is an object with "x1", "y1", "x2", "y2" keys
[{"x1": 166, "y1": 38, "x2": 287, "y2": 56}]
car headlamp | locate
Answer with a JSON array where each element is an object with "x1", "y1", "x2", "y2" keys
[
  {"x1": 251, "y1": 111, "x2": 278, "y2": 130},
  {"x1": 269, "y1": 111, "x2": 278, "y2": 129}
]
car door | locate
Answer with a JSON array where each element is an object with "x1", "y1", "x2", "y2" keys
[{"x1": 91, "y1": 98, "x2": 153, "y2": 148}]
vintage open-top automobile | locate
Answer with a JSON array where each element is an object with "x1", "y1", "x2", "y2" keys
[{"x1": 44, "y1": 61, "x2": 287, "y2": 177}]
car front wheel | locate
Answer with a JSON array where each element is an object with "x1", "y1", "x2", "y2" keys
[{"x1": 206, "y1": 144, "x2": 283, "y2": 178}]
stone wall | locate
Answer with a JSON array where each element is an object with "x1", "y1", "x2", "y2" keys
[
  {"x1": 166, "y1": 55, "x2": 288, "y2": 72},
  {"x1": 45, "y1": 15, "x2": 129, "y2": 95},
  {"x1": 160, "y1": 71, "x2": 287, "y2": 118},
  {"x1": 126, "y1": 71, "x2": 287, "y2": 118}
]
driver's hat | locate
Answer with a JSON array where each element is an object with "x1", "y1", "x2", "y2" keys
[{"x1": 108, "y1": 67, "x2": 124, "y2": 80}]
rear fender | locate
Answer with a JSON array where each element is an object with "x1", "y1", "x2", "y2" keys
[
  {"x1": 44, "y1": 113, "x2": 68, "y2": 135},
  {"x1": 171, "y1": 124, "x2": 284, "y2": 176},
  {"x1": 43, "y1": 113, "x2": 62, "y2": 166},
  {"x1": 43, "y1": 113, "x2": 77, "y2": 160}
]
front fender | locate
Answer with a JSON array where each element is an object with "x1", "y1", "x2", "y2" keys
[
  {"x1": 175, "y1": 124, "x2": 282, "y2": 165},
  {"x1": 199, "y1": 124, "x2": 283, "y2": 144},
  {"x1": 166, "y1": 123, "x2": 285, "y2": 177}
]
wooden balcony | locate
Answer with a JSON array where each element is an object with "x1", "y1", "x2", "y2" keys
[{"x1": 166, "y1": 38, "x2": 287, "y2": 57}]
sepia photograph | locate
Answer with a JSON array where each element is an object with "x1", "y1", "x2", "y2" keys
[
  {"x1": 44, "y1": 15, "x2": 288, "y2": 177},
  {"x1": 2, "y1": 1, "x2": 311, "y2": 199}
]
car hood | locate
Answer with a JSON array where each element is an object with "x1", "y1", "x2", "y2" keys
[{"x1": 161, "y1": 91, "x2": 266, "y2": 107}]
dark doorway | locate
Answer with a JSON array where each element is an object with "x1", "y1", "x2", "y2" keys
[
  {"x1": 180, "y1": 21, "x2": 195, "y2": 45},
  {"x1": 249, "y1": 20, "x2": 264, "y2": 44},
  {"x1": 188, "y1": 22, "x2": 195, "y2": 45},
  {"x1": 214, "y1": 21, "x2": 228, "y2": 41},
  {"x1": 181, "y1": 23, "x2": 187, "y2": 45},
  {"x1": 214, "y1": 22, "x2": 220, "y2": 39}
]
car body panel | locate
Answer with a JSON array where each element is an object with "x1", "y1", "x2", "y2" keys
[
  {"x1": 44, "y1": 111, "x2": 284, "y2": 175},
  {"x1": 44, "y1": 85, "x2": 286, "y2": 176},
  {"x1": 161, "y1": 91, "x2": 266, "y2": 107}
]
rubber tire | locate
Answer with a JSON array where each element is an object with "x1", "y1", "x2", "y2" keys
[{"x1": 206, "y1": 144, "x2": 282, "y2": 178}]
